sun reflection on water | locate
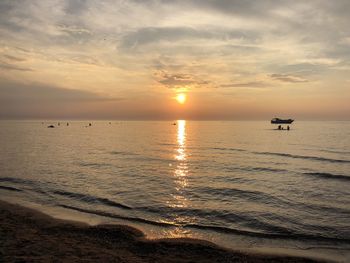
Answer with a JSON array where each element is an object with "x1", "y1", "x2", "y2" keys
[
  {"x1": 177, "y1": 120, "x2": 186, "y2": 147},
  {"x1": 165, "y1": 120, "x2": 197, "y2": 231},
  {"x1": 169, "y1": 120, "x2": 189, "y2": 210}
]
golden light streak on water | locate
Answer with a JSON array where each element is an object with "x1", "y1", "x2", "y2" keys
[{"x1": 170, "y1": 120, "x2": 189, "y2": 211}]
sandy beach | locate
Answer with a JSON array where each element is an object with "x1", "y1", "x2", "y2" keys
[{"x1": 0, "y1": 200, "x2": 328, "y2": 263}]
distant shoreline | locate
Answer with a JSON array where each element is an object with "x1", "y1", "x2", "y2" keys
[{"x1": 0, "y1": 200, "x2": 328, "y2": 263}]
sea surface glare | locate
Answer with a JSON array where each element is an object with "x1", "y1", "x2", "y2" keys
[{"x1": 0, "y1": 121, "x2": 349, "y2": 261}]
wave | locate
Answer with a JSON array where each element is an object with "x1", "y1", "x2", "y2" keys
[
  {"x1": 299, "y1": 201, "x2": 350, "y2": 216},
  {"x1": 303, "y1": 172, "x2": 350, "y2": 181},
  {"x1": 0, "y1": 177, "x2": 131, "y2": 210},
  {"x1": 211, "y1": 147, "x2": 247, "y2": 152},
  {"x1": 0, "y1": 177, "x2": 36, "y2": 185},
  {"x1": 0, "y1": 177, "x2": 52, "y2": 197},
  {"x1": 195, "y1": 186, "x2": 287, "y2": 206},
  {"x1": 125, "y1": 156, "x2": 174, "y2": 164},
  {"x1": 59, "y1": 204, "x2": 172, "y2": 227},
  {"x1": 137, "y1": 205, "x2": 301, "y2": 235},
  {"x1": 59, "y1": 205, "x2": 350, "y2": 244},
  {"x1": 110, "y1": 151, "x2": 139, "y2": 156},
  {"x1": 254, "y1": 151, "x2": 350, "y2": 164},
  {"x1": 224, "y1": 166, "x2": 287, "y2": 173},
  {"x1": 79, "y1": 162, "x2": 112, "y2": 168},
  {"x1": 247, "y1": 166, "x2": 286, "y2": 172},
  {"x1": 318, "y1": 149, "x2": 350, "y2": 155},
  {"x1": 111, "y1": 150, "x2": 174, "y2": 163},
  {"x1": 184, "y1": 224, "x2": 350, "y2": 243},
  {"x1": 188, "y1": 186, "x2": 350, "y2": 219},
  {"x1": 53, "y1": 190, "x2": 132, "y2": 210},
  {"x1": 0, "y1": 185, "x2": 22, "y2": 192},
  {"x1": 158, "y1": 143, "x2": 176, "y2": 146}
]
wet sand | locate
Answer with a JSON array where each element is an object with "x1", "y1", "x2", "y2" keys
[{"x1": 0, "y1": 200, "x2": 327, "y2": 263}]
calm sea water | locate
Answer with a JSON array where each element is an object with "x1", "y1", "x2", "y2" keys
[{"x1": 0, "y1": 121, "x2": 349, "y2": 261}]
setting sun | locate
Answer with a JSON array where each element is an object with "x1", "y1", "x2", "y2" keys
[{"x1": 176, "y1": 93, "x2": 186, "y2": 104}]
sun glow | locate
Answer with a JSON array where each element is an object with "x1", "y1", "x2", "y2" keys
[{"x1": 176, "y1": 93, "x2": 186, "y2": 104}]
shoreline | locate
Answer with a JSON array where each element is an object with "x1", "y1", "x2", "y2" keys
[{"x1": 0, "y1": 200, "x2": 331, "y2": 263}]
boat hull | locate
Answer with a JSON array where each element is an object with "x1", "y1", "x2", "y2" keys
[{"x1": 271, "y1": 119, "x2": 294, "y2": 124}]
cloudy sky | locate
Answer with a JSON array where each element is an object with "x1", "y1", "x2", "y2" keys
[{"x1": 0, "y1": 0, "x2": 349, "y2": 120}]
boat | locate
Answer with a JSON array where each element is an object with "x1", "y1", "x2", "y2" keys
[
  {"x1": 47, "y1": 125, "x2": 55, "y2": 128},
  {"x1": 271, "y1": 118, "x2": 294, "y2": 124}
]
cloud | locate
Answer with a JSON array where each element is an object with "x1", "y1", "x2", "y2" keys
[
  {"x1": 131, "y1": 0, "x2": 290, "y2": 18},
  {"x1": 159, "y1": 72, "x2": 194, "y2": 86},
  {"x1": 0, "y1": 0, "x2": 349, "y2": 119},
  {"x1": 220, "y1": 81, "x2": 267, "y2": 88},
  {"x1": 274, "y1": 63, "x2": 327, "y2": 75},
  {"x1": 119, "y1": 26, "x2": 258, "y2": 50},
  {"x1": 0, "y1": 80, "x2": 117, "y2": 103},
  {"x1": 270, "y1": 73, "x2": 308, "y2": 83},
  {"x1": 0, "y1": 79, "x2": 122, "y2": 119},
  {"x1": 324, "y1": 44, "x2": 350, "y2": 60},
  {"x1": 0, "y1": 61, "x2": 32, "y2": 71},
  {"x1": 57, "y1": 24, "x2": 92, "y2": 36},
  {"x1": 156, "y1": 71, "x2": 210, "y2": 88},
  {"x1": 3, "y1": 54, "x2": 26, "y2": 62},
  {"x1": 64, "y1": 0, "x2": 88, "y2": 15}
]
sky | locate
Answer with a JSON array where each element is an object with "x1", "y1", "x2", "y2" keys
[{"x1": 0, "y1": 0, "x2": 349, "y2": 120}]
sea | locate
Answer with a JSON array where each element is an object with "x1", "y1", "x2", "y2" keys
[{"x1": 0, "y1": 120, "x2": 349, "y2": 262}]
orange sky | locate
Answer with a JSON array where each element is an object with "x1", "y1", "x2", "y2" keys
[{"x1": 0, "y1": 1, "x2": 349, "y2": 120}]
